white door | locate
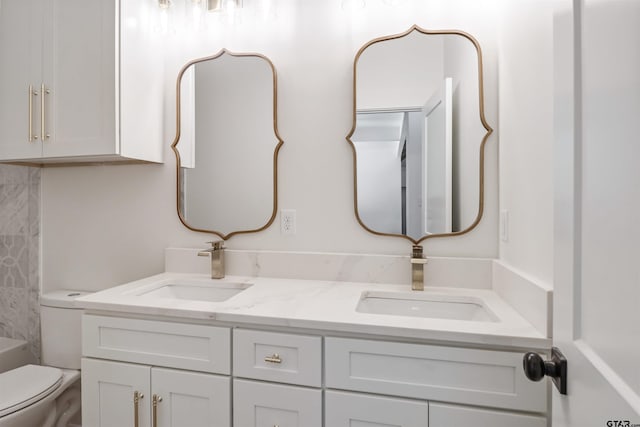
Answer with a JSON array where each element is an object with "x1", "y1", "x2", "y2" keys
[
  {"x1": 552, "y1": 0, "x2": 640, "y2": 424},
  {"x1": 422, "y1": 77, "x2": 453, "y2": 235},
  {"x1": 152, "y1": 367, "x2": 230, "y2": 427},
  {"x1": 0, "y1": 0, "x2": 43, "y2": 160},
  {"x1": 82, "y1": 358, "x2": 151, "y2": 427},
  {"x1": 41, "y1": 0, "x2": 116, "y2": 158}
]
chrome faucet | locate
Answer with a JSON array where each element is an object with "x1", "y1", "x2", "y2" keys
[
  {"x1": 410, "y1": 245, "x2": 427, "y2": 291},
  {"x1": 198, "y1": 240, "x2": 225, "y2": 279}
]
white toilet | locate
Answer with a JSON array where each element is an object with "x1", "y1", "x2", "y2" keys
[{"x1": 0, "y1": 290, "x2": 91, "y2": 427}]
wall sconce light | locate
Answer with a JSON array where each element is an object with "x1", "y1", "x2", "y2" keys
[{"x1": 207, "y1": 0, "x2": 242, "y2": 12}]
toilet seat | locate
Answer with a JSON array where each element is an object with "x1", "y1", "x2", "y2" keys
[{"x1": 0, "y1": 365, "x2": 63, "y2": 418}]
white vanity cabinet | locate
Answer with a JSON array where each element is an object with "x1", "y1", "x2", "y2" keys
[
  {"x1": 82, "y1": 359, "x2": 230, "y2": 427},
  {"x1": 325, "y1": 337, "x2": 547, "y2": 427},
  {"x1": 232, "y1": 329, "x2": 323, "y2": 427},
  {"x1": 81, "y1": 315, "x2": 232, "y2": 427},
  {"x1": 80, "y1": 315, "x2": 548, "y2": 427},
  {"x1": 0, "y1": 0, "x2": 163, "y2": 164}
]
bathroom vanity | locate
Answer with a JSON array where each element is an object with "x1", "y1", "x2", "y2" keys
[{"x1": 77, "y1": 272, "x2": 550, "y2": 427}]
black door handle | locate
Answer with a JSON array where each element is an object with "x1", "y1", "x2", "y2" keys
[{"x1": 523, "y1": 346, "x2": 567, "y2": 395}]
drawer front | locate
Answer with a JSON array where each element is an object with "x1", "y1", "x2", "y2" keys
[
  {"x1": 82, "y1": 315, "x2": 230, "y2": 374},
  {"x1": 325, "y1": 337, "x2": 546, "y2": 413},
  {"x1": 326, "y1": 390, "x2": 428, "y2": 427},
  {"x1": 233, "y1": 329, "x2": 322, "y2": 387},
  {"x1": 233, "y1": 379, "x2": 322, "y2": 427},
  {"x1": 429, "y1": 402, "x2": 547, "y2": 427}
]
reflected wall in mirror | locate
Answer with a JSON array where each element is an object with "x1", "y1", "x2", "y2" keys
[
  {"x1": 172, "y1": 49, "x2": 283, "y2": 239},
  {"x1": 348, "y1": 26, "x2": 492, "y2": 244}
]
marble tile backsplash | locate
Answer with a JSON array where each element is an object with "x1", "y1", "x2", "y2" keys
[{"x1": 0, "y1": 165, "x2": 40, "y2": 361}]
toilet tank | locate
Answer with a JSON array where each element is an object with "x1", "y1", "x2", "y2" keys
[{"x1": 40, "y1": 290, "x2": 92, "y2": 369}]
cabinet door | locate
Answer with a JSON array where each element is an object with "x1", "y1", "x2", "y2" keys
[
  {"x1": 41, "y1": 0, "x2": 116, "y2": 158},
  {"x1": 82, "y1": 358, "x2": 151, "y2": 427},
  {"x1": 325, "y1": 390, "x2": 428, "y2": 427},
  {"x1": 0, "y1": 0, "x2": 43, "y2": 160},
  {"x1": 151, "y1": 367, "x2": 230, "y2": 427},
  {"x1": 429, "y1": 402, "x2": 546, "y2": 427},
  {"x1": 234, "y1": 379, "x2": 322, "y2": 427}
]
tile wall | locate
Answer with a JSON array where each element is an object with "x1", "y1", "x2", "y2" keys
[{"x1": 0, "y1": 165, "x2": 40, "y2": 361}]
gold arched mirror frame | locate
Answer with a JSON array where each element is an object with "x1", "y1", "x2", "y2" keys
[
  {"x1": 171, "y1": 49, "x2": 284, "y2": 240},
  {"x1": 347, "y1": 25, "x2": 493, "y2": 245}
]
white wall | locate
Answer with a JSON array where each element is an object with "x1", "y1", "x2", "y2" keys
[
  {"x1": 353, "y1": 141, "x2": 402, "y2": 233},
  {"x1": 42, "y1": 0, "x2": 501, "y2": 292},
  {"x1": 444, "y1": 35, "x2": 483, "y2": 231},
  {"x1": 497, "y1": 0, "x2": 561, "y2": 287},
  {"x1": 357, "y1": 31, "x2": 444, "y2": 110}
]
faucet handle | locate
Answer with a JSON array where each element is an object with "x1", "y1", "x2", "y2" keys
[
  {"x1": 205, "y1": 240, "x2": 225, "y2": 250},
  {"x1": 198, "y1": 240, "x2": 224, "y2": 257}
]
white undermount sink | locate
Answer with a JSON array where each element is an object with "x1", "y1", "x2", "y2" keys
[
  {"x1": 356, "y1": 291, "x2": 499, "y2": 322},
  {"x1": 134, "y1": 278, "x2": 252, "y2": 303}
]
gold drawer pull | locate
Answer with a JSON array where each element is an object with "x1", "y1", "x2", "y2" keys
[
  {"x1": 264, "y1": 353, "x2": 282, "y2": 364},
  {"x1": 28, "y1": 85, "x2": 38, "y2": 141},
  {"x1": 152, "y1": 394, "x2": 163, "y2": 427},
  {"x1": 41, "y1": 84, "x2": 50, "y2": 140},
  {"x1": 133, "y1": 391, "x2": 144, "y2": 427}
]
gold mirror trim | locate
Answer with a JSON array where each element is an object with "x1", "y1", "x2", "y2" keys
[
  {"x1": 347, "y1": 25, "x2": 493, "y2": 245},
  {"x1": 171, "y1": 48, "x2": 284, "y2": 240}
]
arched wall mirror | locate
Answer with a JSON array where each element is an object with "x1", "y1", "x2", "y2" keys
[
  {"x1": 348, "y1": 26, "x2": 492, "y2": 244},
  {"x1": 172, "y1": 49, "x2": 283, "y2": 239}
]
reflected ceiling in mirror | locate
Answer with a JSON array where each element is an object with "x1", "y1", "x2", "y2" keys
[
  {"x1": 348, "y1": 26, "x2": 492, "y2": 244},
  {"x1": 172, "y1": 49, "x2": 283, "y2": 239}
]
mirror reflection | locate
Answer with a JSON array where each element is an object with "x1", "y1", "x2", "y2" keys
[
  {"x1": 173, "y1": 50, "x2": 282, "y2": 238},
  {"x1": 350, "y1": 27, "x2": 491, "y2": 242}
]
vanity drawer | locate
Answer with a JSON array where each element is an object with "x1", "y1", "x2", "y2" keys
[
  {"x1": 233, "y1": 379, "x2": 322, "y2": 427},
  {"x1": 429, "y1": 402, "x2": 546, "y2": 427},
  {"x1": 326, "y1": 390, "x2": 428, "y2": 427},
  {"x1": 82, "y1": 315, "x2": 230, "y2": 374},
  {"x1": 233, "y1": 329, "x2": 322, "y2": 387},
  {"x1": 325, "y1": 337, "x2": 546, "y2": 413}
]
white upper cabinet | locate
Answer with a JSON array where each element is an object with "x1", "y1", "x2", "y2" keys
[
  {"x1": 0, "y1": 0, "x2": 163, "y2": 164},
  {"x1": 0, "y1": 0, "x2": 43, "y2": 160}
]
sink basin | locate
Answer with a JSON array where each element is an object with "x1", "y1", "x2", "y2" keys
[
  {"x1": 356, "y1": 291, "x2": 498, "y2": 322},
  {"x1": 135, "y1": 279, "x2": 252, "y2": 303}
]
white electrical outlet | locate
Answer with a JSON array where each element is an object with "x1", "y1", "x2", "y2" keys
[
  {"x1": 500, "y1": 209, "x2": 509, "y2": 242},
  {"x1": 281, "y1": 209, "x2": 296, "y2": 235}
]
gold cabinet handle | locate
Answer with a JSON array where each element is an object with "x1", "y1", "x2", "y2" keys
[
  {"x1": 152, "y1": 394, "x2": 163, "y2": 427},
  {"x1": 29, "y1": 86, "x2": 38, "y2": 141},
  {"x1": 264, "y1": 353, "x2": 282, "y2": 364},
  {"x1": 133, "y1": 391, "x2": 144, "y2": 427},
  {"x1": 40, "y1": 84, "x2": 50, "y2": 140}
]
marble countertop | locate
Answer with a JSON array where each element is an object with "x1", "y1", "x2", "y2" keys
[{"x1": 76, "y1": 272, "x2": 550, "y2": 350}]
